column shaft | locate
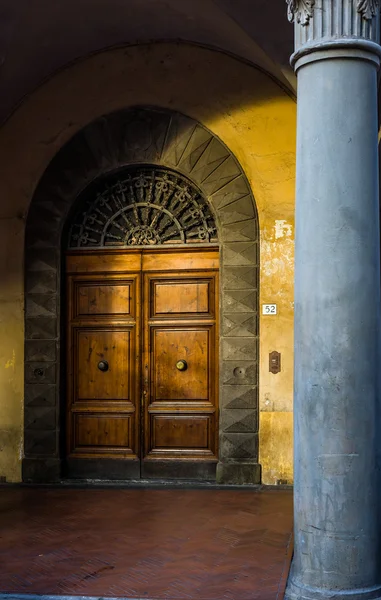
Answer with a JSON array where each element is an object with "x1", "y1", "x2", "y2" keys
[{"x1": 285, "y1": 1, "x2": 381, "y2": 598}]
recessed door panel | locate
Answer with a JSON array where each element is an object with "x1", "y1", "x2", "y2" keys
[
  {"x1": 74, "y1": 414, "x2": 132, "y2": 452},
  {"x1": 151, "y1": 415, "x2": 214, "y2": 454},
  {"x1": 76, "y1": 329, "x2": 132, "y2": 401},
  {"x1": 152, "y1": 328, "x2": 210, "y2": 401},
  {"x1": 76, "y1": 282, "x2": 133, "y2": 317},
  {"x1": 150, "y1": 274, "x2": 216, "y2": 319},
  {"x1": 153, "y1": 281, "x2": 210, "y2": 315}
]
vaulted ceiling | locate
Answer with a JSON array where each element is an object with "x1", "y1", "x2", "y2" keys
[{"x1": 0, "y1": 0, "x2": 294, "y2": 124}]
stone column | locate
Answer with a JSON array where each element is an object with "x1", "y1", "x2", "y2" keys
[{"x1": 285, "y1": 1, "x2": 381, "y2": 599}]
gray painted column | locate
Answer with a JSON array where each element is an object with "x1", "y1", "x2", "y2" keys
[{"x1": 285, "y1": 1, "x2": 381, "y2": 599}]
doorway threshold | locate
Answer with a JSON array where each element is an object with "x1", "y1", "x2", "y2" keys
[{"x1": 16, "y1": 479, "x2": 293, "y2": 491}]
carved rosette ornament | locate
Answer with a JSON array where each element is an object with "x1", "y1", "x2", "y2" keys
[
  {"x1": 357, "y1": 0, "x2": 379, "y2": 19},
  {"x1": 286, "y1": 0, "x2": 315, "y2": 25},
  {"x1": 68, "y1": 166, "x2": 218, "y2": 248}
]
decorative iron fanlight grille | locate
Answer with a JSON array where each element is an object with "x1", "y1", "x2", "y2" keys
[{"x1": 68, "y1": 167, "x2": 218, "y2": 248}]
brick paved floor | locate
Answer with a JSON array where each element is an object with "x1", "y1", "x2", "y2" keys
[{"x1": 0, "y1": 487, "x2": 293, "y2": 600}]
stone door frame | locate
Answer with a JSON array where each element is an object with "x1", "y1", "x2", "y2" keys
[{"x1": 23, "y1": 106, "x2": 260, "y2": 484}]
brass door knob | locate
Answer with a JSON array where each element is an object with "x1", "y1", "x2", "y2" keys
[
  {"x1": 98, "y1": 360, "x2": 109, "y2": 372},
  {"x1": 176, "y1": 360, "x2": 187, "y2": 371}
]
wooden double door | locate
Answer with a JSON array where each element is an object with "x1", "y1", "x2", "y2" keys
[{"x1": 65, "y1": 248, "x2": 219, "y2": 480}]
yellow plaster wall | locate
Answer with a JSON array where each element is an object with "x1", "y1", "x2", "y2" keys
[
  {"x1": 0, "y1": 219, "x2": 24, "y2": 481},
  {"x1": 0, "y1": 43, "x2": 295, "y2": 483},
  {"x1": 260, "y1": 412, "x2": 294, "y2": 484}
]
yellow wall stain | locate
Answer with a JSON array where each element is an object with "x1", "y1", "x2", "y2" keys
[
  {"x1": 5, "y1": 350, "x2": 16, "y2": 370},
  {"x1": 0, "y1": 43, "x2": 296, "y2": 483}
]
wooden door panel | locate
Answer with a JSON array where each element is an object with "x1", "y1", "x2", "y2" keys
[
  {"x1": 143, "y1": 260, "x2": 219, "y2": 468},
  {"x1": 73, "y1": 414, "x2": 133, "y2": 453},
  {"x1": 66, "y1": 251, "x2": 142, "y2": 274},
  {"x1": 153, "y1": 281, "x2": 209, "y2": 315},
  {"x1": 67, "y1": 268, "x2": 141, "y2": 467},
  {"x1": 150, "y1": 415, "x2": 215, "y2": 455},
  {"x1": 76, "y1": 282, "x2": 132, "y2": 317},
  {"x1": 76, "y1": 329, "x2": 132, "y2": 401},
  {"x1": 142, "y1": 249, "x2": 219, "y2": 272},
  {"x1": 149, "y1": 274, "x2": 216, "y2": 319},
  {"x1": 152, "y1": 328, "x2": 211, "y2": 402}
]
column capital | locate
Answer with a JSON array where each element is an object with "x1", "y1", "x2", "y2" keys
[{"x1": 286, "y1": 0, "x2": 381, "y2": 69}]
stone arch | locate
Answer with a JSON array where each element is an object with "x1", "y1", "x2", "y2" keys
[{"x1": 24, "y1": 106, "x2": 260, "y2": 484}]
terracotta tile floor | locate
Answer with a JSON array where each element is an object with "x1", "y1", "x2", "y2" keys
[{"x1": 0, "y1": 487, "x2": 293, "y2": 600}]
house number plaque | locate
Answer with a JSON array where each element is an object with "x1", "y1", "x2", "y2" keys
[{"x1": 262, "y1": 304, "x2": 277, "y2": 315}]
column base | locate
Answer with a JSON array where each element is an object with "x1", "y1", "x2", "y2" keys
[
  {"x1": 285, "y1": 573, "x2": 381, "y2": 600},
  {"x1": 216, "y1": 461, "x2": 261, "y2": 485}
]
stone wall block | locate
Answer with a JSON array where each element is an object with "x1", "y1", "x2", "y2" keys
[
  {"x1": 27, "y1": 248, "x2": 59, "y2": 272},
  {"x1": 222, "y1": 290, "x2": 257, "y2": 313},
  {"x1": 120, "y1": 110, "x2": 170, "y2": 164},
  {"x1": 222, "y1": 385, "x2": 258, "y2": 409},
  {"x1": 188, "y1": 137, "x2": 230, "y2": 185},
  {"x1": 223, "y1": 266, "x2": 258, "y2": 290},
  {"x1": 218, "y1": 195, "x2": 255, "y2": 226},
  {"x1": 210, "y1": 175, "x2": 250, "y2": 211},
  {"x1": 161, "y1": 112, "x2": 196, "y2": 167},
  {"x1": 221, "y1": 409, "x2": 258, "y2": 434},
  {"x1": 221, "y1": 361, "x2": 258, "y2": 386},
  {"x1": 24, "y1": 430, "x2": 58, "y2": 456},
  {"x1": 25, "y1": 340, "x2": 57, "y2": 362},
  {"x1": 220, "y1": 432, "x2": 258, "y2": 460},
  {"x1": 177, "y1": 126, "x2": 213, "y2": 174},
  {"x1": 25, "y1": 294, "x2": 57, "y2": 317},
  {"x1": 26, "y1": 225, "x2": 60, "y2": 248},
  {"x1": 26, "y1": 270, "x2": 57, "y2": 294},
  {"x1": 223, "y1": 242, "x2": 258, "y2": 266},
  {"x1": 202, "y1": 156, "x2": 241, "y2": 196},
  {"x1": 25, "y1": 407, "x2": 56, "y2": 431},
  {"x1": 222, "y1": 313, "x2": 258, "y2": 337},
  {"x1": 25, "y1": 384, "x2": 56, "y2": 407},
  {"x1": 25, "y1": 362, "x2": 56, "y2": 384},
  {"x1": 222, "y1": 337, "x2": 257, "y2": 361},
  {"x1": 25, "y1": 317, "x2": 57, "y2": 340},
  {"x1": 221, "y1": 218, "x2": 258, "y2": 242}
]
